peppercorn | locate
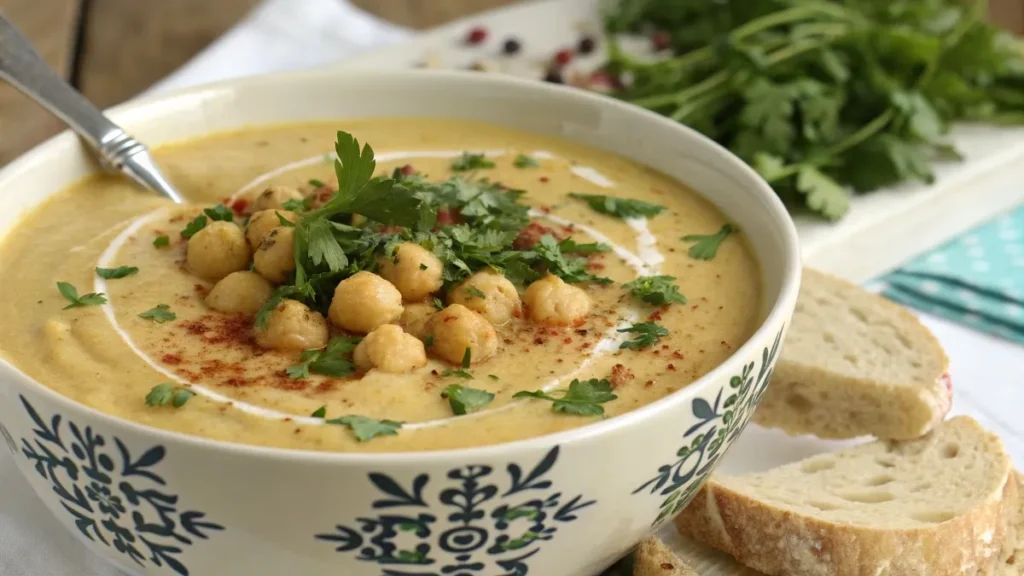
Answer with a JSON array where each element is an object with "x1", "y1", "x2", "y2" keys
[
  {"x1": 543, "y1": 69, "x2": 563, "y2": 84},
  {"x1": 502, "y1": 37, "x2": 521, "y2": 55},
  {"x1": 578, "y1": 36, "x2": 597, "y2": 55}
]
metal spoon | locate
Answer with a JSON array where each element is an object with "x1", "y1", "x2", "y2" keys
[{"x1": 0, "y1": 13, "x2": 184, "y2": 204}]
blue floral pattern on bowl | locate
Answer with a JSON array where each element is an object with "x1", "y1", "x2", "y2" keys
[
  {"x1": 16, "y1": 395, "x2": 223, "y2": 576},
  {"x1": 633, "y1": 326, "x2": 784, "y2": 526},
  {"x1": 316, "y1": 445, "x2": 594, "y2": 575},
  {"x1": 0, "y1": 419, "x2": 15, "y2": 455}
]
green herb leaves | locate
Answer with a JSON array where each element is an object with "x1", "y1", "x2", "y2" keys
[
  {"x1": 325, "y1": 415, "x2": 402, "y2": 442},
  {"x1": 464, "y1": 287, "x2": 486, "y2": 299},
  {"x1": 443, "y1": 384, "x2": 495, "y2": 415},
  {"x1": 286, "y1": 336, "x2": 362, "y2": 379},
  {"x1": 451, "y1": 152, "x2": 496, "y2": 172},
  {"x1": 95, "y1": 266, "x2": 138, "y2": 279},
  {"x1": 138, "y1": 304, "x2": 176, "y2": 323},
  {"x1": 618, "y1": 322, "x2": 669, "y2": 350},
  {"x1": 514, "y1": 378, "x2": 617, "y2": 416},
  {"x1": 203, "y1": 204, "x2": 234, "y2": 222},
  {"x1": 180, "y1": 214, "x2": 207, "y2": 238},
  {"x1": 680, "y1": 224, "x2": 736, "y2": 260},
  {"x1": 153, "y1": 235, "x2": 170, "y2": 248},
  {"x1": 439, "y1": 347, "x2": 473, "y2": 379},
  {"x1": 57, "y1": 282, "x2": 106, "y2": 309},
  {"x1": 145, "y1": 383, "x2": 194, "y2": 408},
  {"x1": 569, "y1": 193, "x2": 665, "y2": 219},
  {"x1": 622, "y1": 275, "x2": 686, "y2": 306},
  {"x1": 534, "y1": 235, "x2": 611, "y2": 284},
  {"x1": 513, "y1": 154, "x2": 540, "y2": 168}
]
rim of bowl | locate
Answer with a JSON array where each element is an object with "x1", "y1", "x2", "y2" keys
[{"x1": 0, "y1": 68, "x2": 801, "y2": 464}]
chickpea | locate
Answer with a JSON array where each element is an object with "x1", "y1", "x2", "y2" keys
[
  {"x1": 328, "y1": 271, "x2": 404, "y2": 334},
  {"x1": 245, "y1": 209, "x2": 295, "y2": 250},
  {"x1": 253, "y1": 185, "x2": 302, "y2": 211},
  {"x1": 523, "y1": 274, "x2": 591, "y2": 326},
  {"x1": 353, "y1": 324, "x2": 427, "y2": 374},
  {"x1": 253, "y1": 227, "x2": 296, "y2": 284},
  {"x1": 399, "y1": 302, "x2": 436, "y2": 339},
  {"x1": 206, "y1": 271, "x2": 273, "y2": 315},
  {"x1": 186, "y1": 220, "x2": 250, "y2": 281},
  {"x1": 448, "y1": 270, "x2": 521, "y2": 325},
  {"x1": 254, "y1": 299, "x2": 328, "y2": 351},
  {"x1": 425, "y1": 304, "x2": 497, "y2": 365},
  {"x1": 378, "y1": 242, "x2": 444, "y2": 301}
]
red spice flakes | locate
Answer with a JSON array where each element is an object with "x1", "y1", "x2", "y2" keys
[
  {"x1": 644, "y1": 380, "x2": 654, "y2": 388},
  {"x1": 436, "y1": 208, "x2": 461, "y2": 226},
  {"x1": 533, "y1": 336, "x2": 546, "y2": 345},
  {"x1": 539, "y1": 176, "x2": 549, "y2": 183},
  {"x1": 514, "y1": 221, "x2": 565, "y2": 250},
  {"x1": 169, "y1": 215, "x2": 184, "y2": 223},
  {"x1": 651, "y1": 31, "x2": 672, "y2": 51},
  {"x1": 653, "y1": 350, "x2": 660, "y2": 356},
  {"x1": 294, "y1": 428, "x2": 301, "y2": 434},
  {"x1": 223, "y1": 377, "x2": 246, "y2": 387},
  {"x1": 400, "y1": 164, "x2": 416, "y2": 175},
  {"x1": 660, "y1": 344, "x2": 669, "y2": 350},
  {"x1": 183, "y1": 321, "x2": 209, "y2": 336},
  {"x1": 283, "y1": 417, "x2": 293, "y2": 423},
  {"x1": 575, "y1": 329, "x2": 588, "y2": 336},
  {"x1": 667, "y1": 363, "x2": 677, "y2": 372},
  {"x1": 691, "y1": 304, "x2": 700, "y2": 310},
  {"x1": 647, "y1": 308, "x2": 664, "y2": 321},
  {"x1": 553, "y1": 48, "x2": 574, "y2": 67},
  {"x1": 230, "y1": 198, "x2": 250, "y2": 215},
  {"x1": 161, "y1": 354, "x2": 182, "y2": 365},
  {"x1": 466, "y1": 26, "x2": 488, "y2": 45},
  {"x1": 671, "y1": 351, "x2": 684, "y2": 359},
  {"x1": 193, "y1": 284, "x2": 209, "y2": 295},
  {"x1": 609, "y1": 364, "x2": 634, "y2": 388}
]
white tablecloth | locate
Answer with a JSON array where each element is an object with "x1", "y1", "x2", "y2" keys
[{"x1": 1, "y1": 1, "x2": 1022, "y2": 573}]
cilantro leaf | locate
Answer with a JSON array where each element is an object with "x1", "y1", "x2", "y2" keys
[
  {"x1": 618, "y1": 322, "x2": 669, "y2": 350},
  {"x1": 172, "y1": 388, "x2": 196, "y2": 407},
  {"x1": 138, "y1": 304, "x2": 176, "y2": 323},
  {"x1": 443, "y1": 384, "x2": 495, "y2": 415},
  {"x1": 513, "y1": 154, "x2": 539, "y2": 168},
  {"x1": 558, "y1": 238, "x2": 610, "y2": 254},
  {"x1": 440, "y1": 347, "x2": 473, "y2": 378},
  {"x1": 96, "y1": 266, "x2": 138, "y2": 279},
  {"x1": 795, "y1": 166, "x2": 850, "y2": 222},
  {"x1": 440, "y1": 369, "x2": 473, "y2": 379},
  {"x1": 464, "y1": 286, "x2": 486, "y2": 299},
  {"x1": 533, "y1": 235, "x2": 611, "y2": 284},
  {"x1": 308, "y1": 178, "x2": 326, "y2": 188},
  {"x1": 310, "y1": 405, "x2": 327, "y2": 418},
  {"x1": 680, "y1": 224, "x2": 736, "y2": 260},
  {"x1": 433, "y1": 298, "x2": 444, "y2": 310},
  {"x1": 282, "y1": 197, "x2": 312, "y2": 212},
  {"x1": 145, "y1": 383, "x2": 193, "y2": 408},
  {"x1": 203, "y1": 205, "x2": 234, "y2": 222},
  {"x1": 287, "y1": 336, "x2": 362, "y2": 379},
  {"x1": 622, "y1": 275, "x2": 686, "y2": 306},
  {"x1": 153, "y1": 235, "x2": 170, "y2": 248},
  {"x1": 57, "y1": 282, "x2": 107, "y2": 309},
  {"x1": 514, "y1": 378, "x2": 617, "y2": 416},
  {"x1": 569, "y1": 193, "x2": 664, "y2": 219},
  {"x1": 180, "y1": 214, "x2": 207, "y2": 238},
  {"x1": 451, "y1": 152, "x2": 496, "y2": 172},
  {"x1": 325, "y1": 415, "x2": 403, "y2": 442}
]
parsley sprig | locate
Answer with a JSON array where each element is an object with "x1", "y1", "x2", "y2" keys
[
  {"x1": 325, "y1": 415, "x2": 402, "y2": 442},
  {"x1": 443, "y1": 384, "x2": 495, "y2": 415},
  {"x1": 451, "y1": 152, "x2": 496, "y2": 172},
  {"x1": 96, "y1": 266, "x2": 138, "y2": 279},
  {"x1": 138, "y1": 304, "x2": 176, "y2": 323},
  {"x1": 514, "y1": 378, "x2": 617, "y2": 416},
  {"x1": 57, "y1": 282, "x2": 106, "y2": 309},
  {"x1": 439, "y1": 348, "x2": 473, "y2": 379},
  {"x1": 681, "y1": 224, "x2": 736, "y2": 260},
  {"x1": 622, "y1": 275, "x2": 686, "y2": 306},
  {"x1": 145, "y1": 383, "x2": 195, "y2": 408},
  {"x1": 618, "y1": 322, "x2": 669, "y2": 350},
  {"x1": 286, "y1": 336, "x2": 362, "y2": 379},
  {"x1": 569, "y1": 193, "x2": 665, "y2": 219},
  {"x1": 513, "y1": 154, "x2": 540, "y2": 168}
]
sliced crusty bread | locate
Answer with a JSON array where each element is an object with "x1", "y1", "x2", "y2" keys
[
  {"x1": 754, "y1": 267, "x2": 951, "y2": 440},
  {"x1": 634, "y1": 537, "x2": 699, "y2": 576},
  {"x1": 675, "y1": 416, "x2": 1015, "y2": 576},
  {"x1": 996, "y1": 472, "x2": 1023, "y2": 575}
]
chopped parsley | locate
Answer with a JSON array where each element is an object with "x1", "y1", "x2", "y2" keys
[
  {"x1": 569, "y1": 193, "x2": 665, "y2": 219},
  {"x1": 95, "y1": 266, "x2": 138, "y2": 279},
  {"x1": 308, "y1": 178, "x2": 326, "y2": 188},
  {"x1": 180, "y1": 214, "x2": 208, "y2": 238},
  {"x1": 681, "y1": 224, "x2": 737, "y2": 260},
  {"x1": 310, "y1": 406, "x2": 327, "y2": 418},
  {"x1": 276, "y1": 211, "x2": 295, "y2": 227},
  {"x1": 622, "y1": 275, "x2": 686, "y2": 306},
  {"x1": 203, "y1": 204, "x2": 234, "y2": 222},
  {"x1": 513, "y1": 154, "x2": 539, "y2": 168},
  {"x1": 153, "y1": 235, "x2": 170, "y2": 248},
  {"x1": 488, "y1": 374, "x2": 500, "y2": 380},
  {"x1": 145, "y1": 383, "x2": 195, "y2": 408},
  {"x1": 514, "y1": 378, "x2": 617, "y2": 416},
  {"x1": 57, "y1": 282, "x2": 106, "y2": 309},
  {"x1": 558, "y1": 238, "x2": 610, "y2": 254},
  {"x1": 325, "y1": 415, "x2": 402, "y2": 442},
  {"x1": 281, "y1": 197, "x2": 312, "y2": 212},
  {"x1": 419, "y1": 263, "x2": 428, "y2": 270},
  {"x1": 424, "y1": 334, "x2": 435, "y2": 348},
  {"x1": 464, "y1": 286, "x2": 486, "y2": 299},
  {"x1": 618, "y1": 322, "x2": 669, "y2": 350},
  {"x1": 440, "y1": 347, "x2": 473, "y2": 379},
  {"x1": 451, "y1": 152, "x2": 496, "y2": 172},
  {"x1": 138, "y1": 304, "x2": 176, "y2": 323},
  {"x1": 433, "y1": 298, "x2": 444, "y2": 310},
  {"x1": 442, "y1": 384, "x2": 495, "y2": 415},
  {"x1": 286, "y1": 336, "x2": 362, "y2": 379},
  {"x1": 534, "y1": 235, "x2": 611, "y2": 284}
]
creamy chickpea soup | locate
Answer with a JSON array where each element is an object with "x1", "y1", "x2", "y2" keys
[{"x1": 0, "y1": 120, "x2": 760, "y2": 453}]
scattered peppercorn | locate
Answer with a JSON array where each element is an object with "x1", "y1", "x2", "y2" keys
[
  {"x1": 651, "y1": 31, "x2": 672, "y2": 51},
  {"x1": 503, "y1": 37, "x2": 521, "y2": 55},
  {"x1": 553, "y1": 48, "x2": 574, "y2": 67},
  {"x1": 543, "y1": 69, "x2": 563, "y2": 83},
  {"x1": 578, "y1": 35, "x2": 596, "y2": 54},
  {"x1": 466, "y1": 26, "x2": 488, "y2": 45}
]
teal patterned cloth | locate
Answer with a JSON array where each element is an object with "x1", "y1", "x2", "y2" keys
[{"x1": 879, "y1": 204, "x2": 1024, "y2": 344}]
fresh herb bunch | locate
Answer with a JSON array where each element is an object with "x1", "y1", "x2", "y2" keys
[{"x1": 605, "y1": 0, "x2": 1024, "y2": 219}]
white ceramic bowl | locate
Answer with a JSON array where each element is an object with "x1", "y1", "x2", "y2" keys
[{"x1": 0, "y1": 70, "x2": 799, "y2": 576}]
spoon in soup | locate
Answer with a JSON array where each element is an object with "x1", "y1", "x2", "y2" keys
[{"x1": 0, "y1": 13, "x2": 185, "y2": 204}]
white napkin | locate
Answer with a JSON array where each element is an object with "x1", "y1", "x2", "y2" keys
[{"x1": 0, "y1": 1, "x2": 408, "y2": 573}]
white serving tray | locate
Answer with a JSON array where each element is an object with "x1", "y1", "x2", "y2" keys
[{"x1": 337, "y1": 0, "x2": 1024, "y2": 284}]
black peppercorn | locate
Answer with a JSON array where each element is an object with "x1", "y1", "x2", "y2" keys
[
  {"x1": 503, "y1": 37, "x2": 521, "y2": 55},
  {"x1": 578, "y1": 36, "x2": 597, "y2": 55}
]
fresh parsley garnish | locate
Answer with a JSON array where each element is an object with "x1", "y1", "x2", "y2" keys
[
  {"x1": 488, "y1": 374, "x2": 499, "y2": 380},
  {"x1": 622, "y1": 275, "x2": 686, "y2": 306},
  {"x1": 153, "y1": 235, "x2": 170, "y2": 248},
  {"x1": 287, "y1": 336, "x2": 362, "y2": 379},
  {"x1": 681, "y1": 224, "x2": 736, "y2": 260},
  {"x1": 180, "y1": 214, "x2": 208, "y2": 238},
  {"x1": 145, "y1": 383, "x2": 195, "y2": 408},
  {"x1": 443, "y1": 384, "x2": 495, "y2": 415},
  {"x1": 464, "y1": 286, "x2": 486, "y2": 299},
  {"x1": 276, "y1": 211, "x2": 295, "y2": 227},
  {"x1": 514, "y1": 378, "x2": 617, "y2": 416},
  {"x1": 57, "y1": 282, "x2": 106, "y2": 309},
  {"x1": 440, "y1": 347, "x2": 473, "y2": 379},
  {"x1": 325, "y1": 415, "x2": 402, "y2": 442},
  {"x1": 281, "y1": 197, "x2": 312, "y2": 212},
  {"x1": 534, "y1": 235, "x2": 611, "y2": 284},
  {"x1": 618, "y1": 322, "x2": 669, "y2": 350},
  {"x1": 558, "y1": 238, "x2": 610, "y2": 254},
  {"x1": 310, "y1": 406, "x2": 327, "y2": 418},
  {"x1": 95, "y1": 266, "x2": 138, "y2": 279},
  {"x1": 424, "y1": 334, "x2": 435, "y2": 348},
  {"x1": 569, "y1": 193, "x2": 664, "y2": 219},
  {"x1": 203, "y1": 204, "x2": 234, "y2": 222},
  {"x1": 513, "y1": 154, "x2": 539, "y2": 168},
  {"x1": 451, "y1": 152, "x2": 496, "y2": 172},
  {"x1": 138, "y1": 304, "x2": 176, "y2": 323},
  {"x1": 433, "y1": 298, "x2": 444, "y2": 310},
  {"x1": 308, "y1": 178, "x2": 326, "y2": 188}
]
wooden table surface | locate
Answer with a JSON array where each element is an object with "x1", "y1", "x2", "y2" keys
[{"x1": 1, "y1": 0, "x2": 1022, "y2": 169}]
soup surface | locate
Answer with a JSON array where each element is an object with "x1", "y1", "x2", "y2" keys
[{"x1": 0, "y1": 119, "x2": 760, "y2": 452}]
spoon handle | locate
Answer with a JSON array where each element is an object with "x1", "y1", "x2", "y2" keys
[{"x1": 0, "y1": 13, "x2": 184, "y2": 203}]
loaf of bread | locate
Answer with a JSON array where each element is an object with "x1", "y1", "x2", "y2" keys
[{"x1": 634, "y1": 537, "x2": 698, "y2": 576}]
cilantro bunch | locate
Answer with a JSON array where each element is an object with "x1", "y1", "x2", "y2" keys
[{"x1": 605, "y1": 0, "x2": 1024, "y2": 219}]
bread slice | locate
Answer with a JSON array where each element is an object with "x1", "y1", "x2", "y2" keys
[
  {"x1": 634, "y1": 537, "x2": 699, "y2": 576},
  {"x1": 754, "y1": 267, "x2": 951, "y2": 440},
  {"x1": 675, "y1": 416, "x2": 1015, "y2": 576},
  {"x1": 995, "y1": 472, "x2": 1023, "y2": 575}
]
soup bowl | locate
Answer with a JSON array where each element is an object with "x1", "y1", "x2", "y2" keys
[{"x1": 0, "y1": 70, "x2": 799, "y2": 576}]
